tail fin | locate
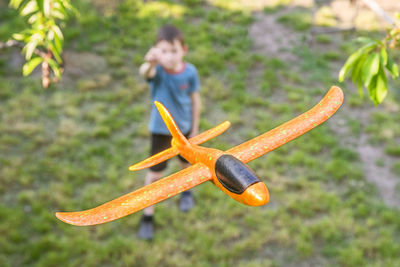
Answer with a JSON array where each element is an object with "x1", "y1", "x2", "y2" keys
[
  {"x1": 129, "y1": 101, "x2": 188, "y2": 172},
  {"x1": 154, "y1": 101, "x2": 190, "y2": 147}
]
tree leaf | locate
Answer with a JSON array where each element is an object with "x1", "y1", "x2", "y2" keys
[
  {"x1": 61, "y1": 0, "x2": 73, "y2": 10},
  {"x1": 375, "y1": 69, "x2": 388, "y2": 104},
  {"x1": 52, "y1": 25, "x2": 64, "y2": 40},
  {"x1": 53, "y1": 30, "x2": 63, "y2": 53},
  {"x1": 47, "y1": 58, "x2": 61, "y2": 77},
  {"x1": 351, "y1": 54, "x2": 367, "y2": 96},
  {"x1": 367, "y1": 75, "x2": 378, "y2": 105},
  {"x1": 27, "y1": 13, "x2": 38, "y2": 24},
  {"x1": 380, "y1": 47, "x2": 388, "y2": 66},
  {"x1": 48, "y1": 42, "x2": 62, "y2": 63},
  {"x1": 339, "y1": 51, "x2": 362, "y2": 82},
  {"x1": 52, "y1": 10, "x2": 66, "y2": 19},
  {"x1": 9, "y1": 0, "x2": 24, "y2": 9},
  {"x1": 22, "y1": 56, "x2": 43, "y2": 76},
  {"x1": 47, "y1": 28, "x2": 54, "y2": 41},
  {"x1": 362, "y1": 53, "x2": 380, "y2": 87},
  {"x1": 392, "y1": 63, "x2": 399, "y2": 78},
  {"x1": 355, "y1": 37, "x2": 373, "y2": 44},
  {"x1": 20, "y1": 1, "x2": 38, "y2": 16},
  {"x1": 12, "y1": 33, "x2": 25, "y2": 41},
  {"x1": 36, "y1": 0, "x2": 43, "y2": 13},
  {"x1": 24, "y1": 40, "x2": 38, "y2": 60},
  {"x1": 358, "y1": 41, "x2": 378, "y2": 54},
  {"x1": 43, "y1": 0, "x2": 50, "y2": 17},
  {"x1": 387, "y1": 57, "x2": 399, "y2": 78}
]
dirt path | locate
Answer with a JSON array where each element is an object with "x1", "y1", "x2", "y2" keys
[
  {"x1": 249, "y1": 10, "x2": 299, "y2": 63},
  {"x1": 357, "y1": 135, "x2": 400, "y2": 207}
]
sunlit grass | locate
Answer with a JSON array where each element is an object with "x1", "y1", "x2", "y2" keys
[
  {"x1": 208, "y1": 0, "x2": 292, "y2": 12},
  {"x1": 314, "y1": 6, "x2": 338, "y2": 27},
  {"x1": 137, "y1": 1, "x2": 187, "y2": 19}
]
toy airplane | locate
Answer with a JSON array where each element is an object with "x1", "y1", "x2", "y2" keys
[{"x1": 56, "y1": 86, "x2": 343, "y2": 226}]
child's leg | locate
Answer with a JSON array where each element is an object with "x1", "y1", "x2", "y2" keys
[
  {"x1": 179, "y1": 161, "x2": 191, "y2": 170},
  {"x1": 138, "y1": 169, "x2": 164, "y2": 240},
  {"x1": 142, "y1": 170, "x2": 164, "y2": 216},
  {"x1": 138, "y1": 133, "x2": 171, "y2": 239},
  {"x1": 178, "y1": 158, "x2": 194, "y2": 212},
  {"x1": 142, "y1": 133, "x2": 170, "y2": 215}
]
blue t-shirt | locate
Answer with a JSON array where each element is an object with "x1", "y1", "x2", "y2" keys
[{"x1": 147, "y1": 63, "x2": 200, "y2": 135}]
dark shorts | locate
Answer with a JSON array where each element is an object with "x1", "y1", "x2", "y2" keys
[{"x1": 149, "y1": 132, "x2": 190, "y2": 172}]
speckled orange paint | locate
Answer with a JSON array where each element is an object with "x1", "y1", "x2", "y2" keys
[
  {"x1": 56, "y1": 164, "x2": 212, "y2": 226},
  {"x1": 56, "y1": 86, "x2": 343, "y2": 226}
]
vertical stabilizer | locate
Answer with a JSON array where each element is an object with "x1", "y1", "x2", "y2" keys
[{"x1": 154, "y1": 101, "x2": 190, "y2": 147}]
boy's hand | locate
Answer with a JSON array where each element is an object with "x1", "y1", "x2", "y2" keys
[
  {"x1": 139, "y1": 47, "x2": 160, "y2": 78},
  {"x1": 144, "y1": 47, "x2": 161, "y2": 65}
]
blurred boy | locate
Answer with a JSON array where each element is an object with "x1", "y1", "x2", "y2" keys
[{"x1": 138, "y1": 25, "x2": 201, "y2": 240}]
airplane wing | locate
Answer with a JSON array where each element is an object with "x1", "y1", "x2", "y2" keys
[
  {"x1": 226, "y1": 86, "x2": 344, "y2": 163},
  {"x1": 56, "y1": 163, "x2": 212, "y2": 226}
]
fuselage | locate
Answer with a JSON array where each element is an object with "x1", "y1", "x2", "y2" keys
[{"x1": 175, "y1": 141, "x2": 269, "y2": 206}]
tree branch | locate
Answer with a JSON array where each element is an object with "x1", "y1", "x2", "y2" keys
[
  {"x1": 0, "y1": 39, "x2": 47, "y2": 58},
  {"x1": 361, "y1": 0, "x2": 396, "y2": 26}
]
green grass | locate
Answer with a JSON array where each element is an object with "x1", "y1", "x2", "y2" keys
[
  {"x1": 277, "y1": 10, "x2": 312, "y2": 31},
  {"x1": 1, "y1": 0, "x2": 400, "y2": 266}
]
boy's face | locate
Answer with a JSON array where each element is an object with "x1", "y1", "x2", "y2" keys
[{"x1": 155, "y1": 39, "x2": 187, "y2": 70}]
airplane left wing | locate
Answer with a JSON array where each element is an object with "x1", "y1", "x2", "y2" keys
[
  {"x1": 56, "y1": 163, "x2": 212, "y2": 226},
  {"x1": 227, "y1": 86, "x2": 343, "y2": 163}
]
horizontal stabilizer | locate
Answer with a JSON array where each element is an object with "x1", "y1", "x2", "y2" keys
[
  {"x1": 190, "y1": 121, "x2": 231, "y2": 146},
  {"x1": 129, "y1": 147, "x2": 179, "y2": 171}
]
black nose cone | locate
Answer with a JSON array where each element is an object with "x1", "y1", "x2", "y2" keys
[{"x1": 215, "y1": 154, "x2": 260, "y2": 194}]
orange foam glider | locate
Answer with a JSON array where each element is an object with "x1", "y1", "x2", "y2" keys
[{"x1": 56, "y1": 86, "x2": 344, "y2": 226}]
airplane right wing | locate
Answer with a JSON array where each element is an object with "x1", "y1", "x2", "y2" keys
[{"x1": 56, "y1": 163, "x2": 212, "y2": 226}]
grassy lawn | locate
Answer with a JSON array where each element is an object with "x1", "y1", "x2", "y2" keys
[{"x1": 1, "y1": 0, "x2": 400, "y2": 266}]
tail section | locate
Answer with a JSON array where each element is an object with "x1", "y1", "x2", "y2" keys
[{"x1": 129, "y1": 120, "x2": 231, "y2": 171}]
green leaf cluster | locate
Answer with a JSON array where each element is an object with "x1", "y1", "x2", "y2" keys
[
  {"x1": 339, "y1": 38, "x2": 399, "y2": 105},
  {"x1": 9, "y1": 0, "x2": 77, "y2": 77}
]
